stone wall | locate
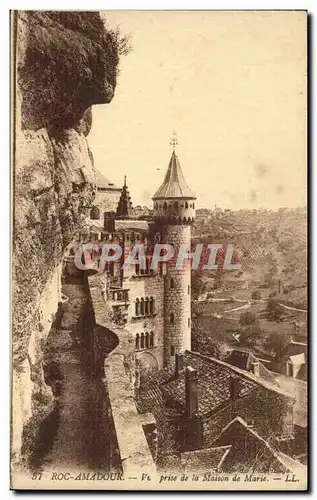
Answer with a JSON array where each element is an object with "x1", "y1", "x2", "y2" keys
[
  {"x1": 12, "y1": 11, "x2": 122, "y2": 468},
  {"x1": 125, "y1": 274, "x2": 165, "y2": 372},
  {"x1": 88, "y1": 273, "x2": 157, "y2": 476},
  {"x1": 162, "y1": 225, "x2": 192, "y2": 364},
  {"x1": 94, "y1": 189, "x2": 121, "y2": 215}
]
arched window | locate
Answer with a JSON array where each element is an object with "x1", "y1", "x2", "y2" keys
[
  {"x1": 185, "y1": 201, "x2": 189, "y2": 209},
  {"x1": 170, "y1": 312, "x2": 174, "y2": 324},
  {"x1": 136, "y1": 333, "x2": 140, "y2": 350},
  {"x1": 163, "y1": 201, "x2": 167, "y2": 211},
  {"x1": 140, "y1": 298, "x2": 145, "y2": 316},
  {"x1": 145, "y1": 297, "x2": 150, "y2": 315},
  {"x1": 135, "y1": 263, "x2": 140, "y2": 275},
  {"x1": 170, "y1": 345, "x2": 175, "y2": 356},
  {"x1": 135, "y1": 298, "x2": 140, "y2": 316},
  {"x1": 90, "y1": 206, "x2": 100, "y2": 220},
  {"x1": 174, "y1": 201, "x2": 178, "y2": 210},
  {"x1": 170, "y1": 278, "x2": 175, "y2": 289},
  {"x1": 145, "y1": 332, "x2": 149, "y2": 349},
  {"x1": 140, "y1": 332, "x2": 145, "y2": 349},
  {"x1": 150, "y1": 331, "x2": 154, "y2": 348},
  {"x1": 193, "y1": 203, "x2": 195, "y2": 209},
  {"x1": 150, "y1": 297, "x2": 154, "y2": 314}
]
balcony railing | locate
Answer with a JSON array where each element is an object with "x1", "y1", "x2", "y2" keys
[{"x1": 110, "y1": 288, "x2": 129, "y2": 303}]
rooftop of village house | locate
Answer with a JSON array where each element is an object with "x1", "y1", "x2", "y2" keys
[{"x1": 137, "y1": 350, "x2": 295, "y2": 418}]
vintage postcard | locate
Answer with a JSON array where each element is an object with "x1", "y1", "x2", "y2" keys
[{"x1": 11, "y1": 10, "x2": 308, "y2": 491}]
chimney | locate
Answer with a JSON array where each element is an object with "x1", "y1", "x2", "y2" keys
[
  {"x1": 185, "y1": 366, "x2": 198, "y2": 417},
  {"x1": 230, "y1": 376, "x2": 240, "y2": 401},
  {"x1": 175, "y1": 353, "x2": 184, "y2": 377},
  {"x1": 251, "y1": 361, "x2": 260, "y2": 377}
]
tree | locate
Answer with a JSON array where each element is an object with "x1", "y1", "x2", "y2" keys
[
  {"x1": 251, "y1": 290, "x2": 262, "y2": 300},
  {"x1": 264, "y1": 332, "x2": 289, "y2": 357},
  {"x1": 267, "y1": 300, "x2": 283, "y2": 322},
  {"x1": 239, "y1": 324, "x2": 264, "y2": 346},
  {"x1": 239, "y1": 311, "x2": 257, "y2": 326}
]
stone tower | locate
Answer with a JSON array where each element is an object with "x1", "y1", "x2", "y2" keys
[
  {"x1": 116, "y1": 176, "x2": 133, "y2": 219},
  {"x1": 152, "y1": 137, "x2": 196, "y2": 366}
]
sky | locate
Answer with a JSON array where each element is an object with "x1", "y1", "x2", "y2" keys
[{"x1": 88, "y1": 11, "x2": 307, "y2": 210}]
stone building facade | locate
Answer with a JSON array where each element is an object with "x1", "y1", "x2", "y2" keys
[{"x1": 82, "y1": 146, "x2": 196, "y2": 383}]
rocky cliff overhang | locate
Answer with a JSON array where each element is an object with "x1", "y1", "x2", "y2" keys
[{"x1": 12, "y1": 11, "x2": 120, "y2": 364}]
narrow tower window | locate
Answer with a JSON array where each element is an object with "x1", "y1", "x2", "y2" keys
[
  {"x1": 150, "y1": 331, "x2": 154, "y2": 347},
  {"x1": 174, "y1": 201, "x2": 178, "y2": 210},
  {"x1": 135, "y1": 298, "x2": 140, "y2": 316},
  {"x1": 185, "y1": 201, "x2": 189, "y2": 209},
  {"x1": 188, "y1": 285, "x2": 190, "y2": 295},
  {"x1": 140, "y1": 332, "x2": 145, "y2": 349},
  {"x1": 170, "y1": 278, "x2": 175, "y2": 289},
  {"x1": 163, "y1": 201, "x2": 167, "y2": 211},
  {"x1": 145, "y1": 297, "x2": 150, "y2": 315},
  {"x1": 188, "y1": 318, "x2": 191, "y2": 327},
  {"x1": 135, "y1": 333, "x2": 140, "y2": 350},
  {"x1": 170, "y1": 312, "x2": 174, "y2": 324},
  {"x1": 150, "y1": 297, "x2": 154, "y2": 314},
  {"x1": 145, "y1": 332, "x2": 149, "y2": 349},
  {"x1": 140, "y1": 298, "x2": 145, "y2": 316},
  {"x1": 170, "y1": 345, "x2": 175, "y2": 356}
]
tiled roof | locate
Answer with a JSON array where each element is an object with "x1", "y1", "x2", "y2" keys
[
  {"x1": 82, "y1": 218, "x2": 104, "y2": 230},
  {"x1": 137, "y1": 375, "x2": 164, "y2": 414},
  {"x1": 158, "y1": 446, "x2": 231, "y2": 474},
  {"x1": 95, "y1": 170, "x2": 120, "y2": 190},
  {"x1": 115, "y1": 220, "x2": 149, "y2": 232},
  {"x1": 213, "y1": 417, "x2": 305, "y2": 474},
  {"x1": 180, "y1": 446, "x2": 231, "y2": 473},
  {"x1": 160, "y1": 351, "x2": 294, "y2": 418},
  {"x1": 152, "y1": 151, "x2": 196, "y2": 200},
  {"x1": 161, "y1": 352, "x2": 255, "y2": 417}
]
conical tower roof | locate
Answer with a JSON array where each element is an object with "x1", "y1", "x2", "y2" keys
[
  {"x1": 116, "y1": 176, "x2": 134, "y2": 219},
  {"x1": 152, "y1": 150, "x2": 196, "y2": 200}
]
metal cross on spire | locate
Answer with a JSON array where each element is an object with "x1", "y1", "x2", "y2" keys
[{"x1": 170, "y1": 130, "x2": 178, "y2": 151}]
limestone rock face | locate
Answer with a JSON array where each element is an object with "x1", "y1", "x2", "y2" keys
[{"x1": 12, "y1": 11, "x2": 120, "y2": 466}]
